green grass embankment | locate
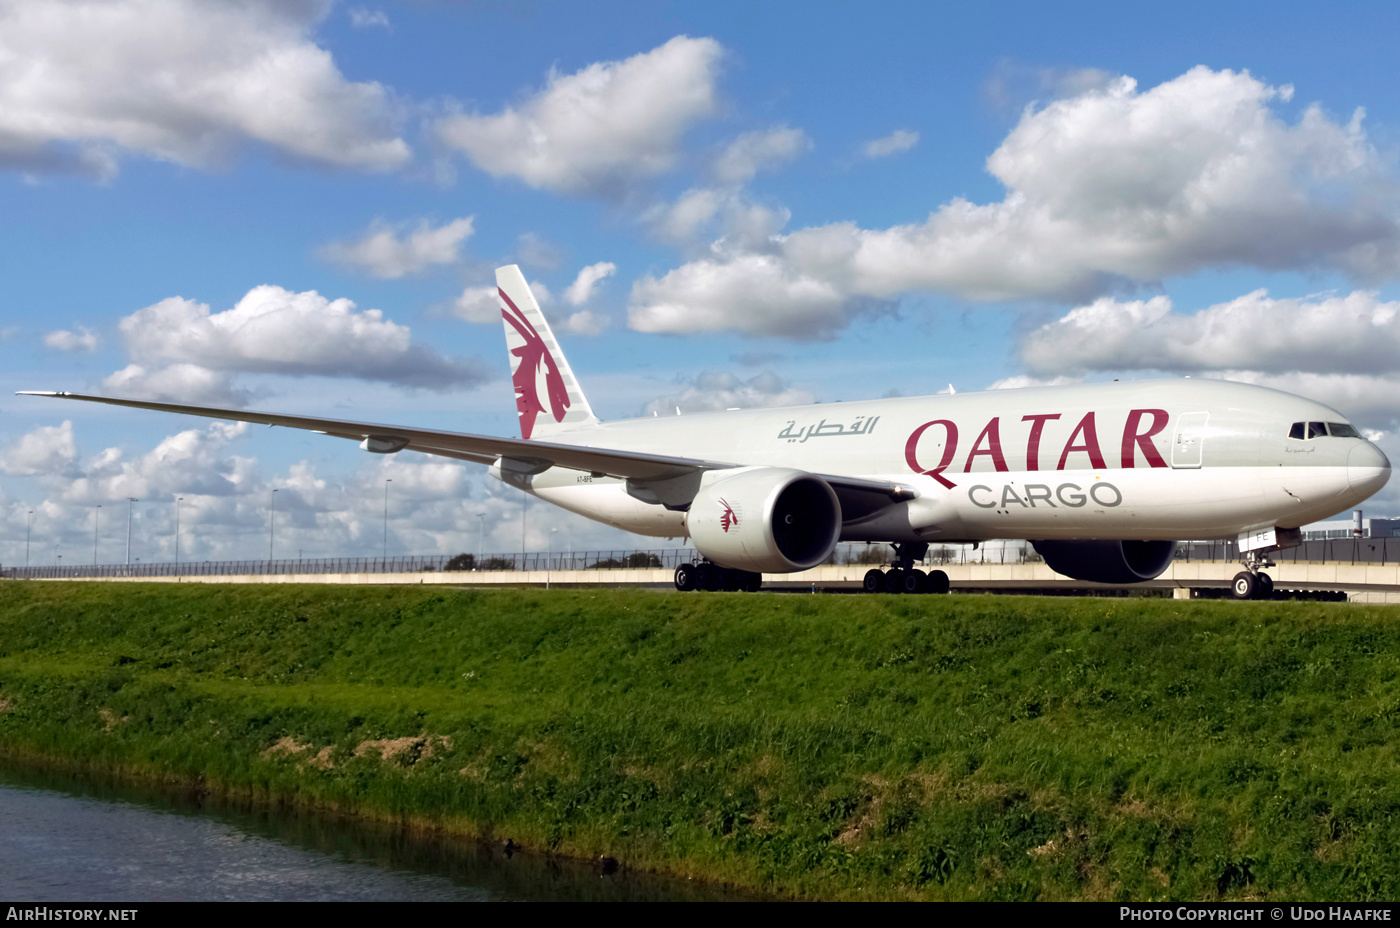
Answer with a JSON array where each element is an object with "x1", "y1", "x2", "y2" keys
[{"x1": 2, "y1": 582, "x2": 1399, "y2": 900}]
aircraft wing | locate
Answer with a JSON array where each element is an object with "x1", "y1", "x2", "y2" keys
[
  {"x1": 18, "y1": 391, "x2": 722, "y2": 481},
  {"x1": 19, "y1": 391, "x2": 919, "y2": 507}
]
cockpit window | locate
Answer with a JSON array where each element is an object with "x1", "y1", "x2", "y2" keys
[{"x1": 1290, "y1": 420, "x2": 1362, "y2": 440}]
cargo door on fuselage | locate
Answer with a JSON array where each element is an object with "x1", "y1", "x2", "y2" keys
[{"x1": 1171, "y1": 411, "x2": 1210, "y2": 469}]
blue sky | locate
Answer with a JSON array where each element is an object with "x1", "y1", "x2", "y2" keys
[{"x1": 4, "y1": 0, "x2": 1400, "y2": 565}]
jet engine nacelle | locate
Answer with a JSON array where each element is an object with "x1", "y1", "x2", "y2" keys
[
  {"x1": 687, "y1": 467, "x2": 842, "y2": 573},
  {"x1": 1031, "y1": 539, "x2": 1175, "y2": 584}
]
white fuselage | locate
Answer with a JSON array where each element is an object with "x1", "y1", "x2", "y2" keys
[{"x1": 500, "y1": 379, "x2": 1390, "y2": 546}]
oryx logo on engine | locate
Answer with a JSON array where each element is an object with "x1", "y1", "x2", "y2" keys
[{"x1": 719, "y1": 498, "x2": 739, "y2": 533}]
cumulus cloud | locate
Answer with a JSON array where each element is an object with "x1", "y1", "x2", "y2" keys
[
  {"x1": 1209, "y1": 372, "x2": 1400, "y2": 432},
  {"x1": 554, "y1": 310, "x2": 607, "y2": 337},
  {"x1": 434, "y1": 36, "x2": 722, "y2": 195},
  {"x1": 1019, "y1": 290, "x2": 1400, "y2": 377},
  {"x1": 448, "y1": 286, "x2": 499, "y2": 325},
  {"x1": 1012, "y1": 288, "x2": 1400, "y2": 431},
  {"x1": 1, "y1": 421, "x2": 77, "y2": 476},
  {"x1": 642, "y1": 127, "x2": 804, "y2": 249},
  {"x1": 0, "y1": 0, "x2": 410, "y2": 179},
  {"x1": 0, "y1": 419, "x2": 659, "y2": 567},
  {"x1": 563, "y1": 262, "x2": 616, "y2": 305},
  {"x1": 318, "y1": 217, "x2": 474, "y2": 278},
  {"x1": 629, "y1": 254, "x2": 888, "y2": 339},
  {"x1": 67, "y1": 421, "x2": 255, "y2": 503},
  {"x1": 447, "y1": 279, "x2": 552, "y2": 325},
  {"x1": 711, "y1": 126, "x2": 810, "y2": 185},
  {"x1": 643, "y1": 370, "x2": 814, "y2": 415},
  {"x1": 44, "y1": 326, "x2": 99, "y2": 353},
  {"x1": 117, "y1": 286, "x2": 488, "y2": 391},
  {"x1": 347, "y1": 7, "x2": 389, "y2": 31},
  {"x1": 630, "y1": 67, "x2": 1400, "y2": 338},
  {"x1": 102, "y1": 363, "x2": 250, "y2": 406},
  {"x1": 986, "y1": 374, "x2": 1082, "y2": 391},
  {"x1": 862, "y1": 129, "x2": 919, "y2": 159}
]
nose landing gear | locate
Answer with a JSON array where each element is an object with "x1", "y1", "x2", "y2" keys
[{"x1": 1232, "y1": 550, "x2": 1276, "y2": 600}]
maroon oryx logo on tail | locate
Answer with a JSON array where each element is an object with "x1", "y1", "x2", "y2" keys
[
  {"x1": 501, "y1": 288, "x2": 570, "y2": 439},
  {"x1": 719, "y1": 498, "x2": 738, "y2": 533}
]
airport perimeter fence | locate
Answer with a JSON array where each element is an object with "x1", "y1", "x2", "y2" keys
[{"x1": 4, "y1": 538, "x2": 1396, "y2": 581}]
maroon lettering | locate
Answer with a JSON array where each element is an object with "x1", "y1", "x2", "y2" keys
[
  {"x1": 1021, "y1": 413, "x2": 1061, "y2": 471},
  {"x1": 1056, "y1": 412, "x2": 1107, "y2": 470},
  {"x1": 1121, "y1": 408, "x2": 1170, "y2": 468},
  {"x1": 964, "y1": 417, "x2": 1009, "y2": 473},
  {"x1": 905, "y1": 419, "x2": 959, "y2": 488}
]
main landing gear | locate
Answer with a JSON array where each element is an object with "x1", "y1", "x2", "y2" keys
[
  {"x1": 1232, "y1": 549, "x2": 1275, "y2": 600},
  {"x1": 861, "y1": 542, "x2": 950, "y2": 595},
  {"x1": 674, "y1": 561, "x2": 763, "y2": 592}
]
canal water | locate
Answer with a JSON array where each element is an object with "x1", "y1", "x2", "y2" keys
[{"x1": 0, "y1": 760, "x2": 756, "y2": 902}]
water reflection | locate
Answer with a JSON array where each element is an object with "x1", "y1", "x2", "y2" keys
[{"x1": 0, "y1": 759, "x2": 759, "y2": 902}]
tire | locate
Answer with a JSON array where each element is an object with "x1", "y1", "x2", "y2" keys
[
  {"x1": 694, "y1": 563, "x2": 714, "y2": 591},
  {"x1": 1232, "y1": 571, "x2": 1257, "y2": 600},
  {"x1": 902, "y1": 568, "x2": 927, "y2": 594},
  {"x1": 863, "y1": 569, "x2": 884, "y2": 593},
  {"x1": 928, "y1": 569, "x2": 950, "y2": 595},
  {"x1": 884, "y1": 568, "x2": 905, "y2": 594},
  {"x1": 1257, "y1": 573, "x2": 1274, "y2": 599},
  {"x1": 744, "y1": 571, "x2": 763, "y2": 592},
  {"x1": 674, "y1": 563, "x2": 696, "y2": 592}
]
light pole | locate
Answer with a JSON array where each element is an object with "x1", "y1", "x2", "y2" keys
[
  {"x1": 476, "y1": 511, "x2": 485, "y2": 570},
  {"x1": 269, "y1": 489, "x2": 278, "y2": 561},
  {"x1": 93, "y1": 505, "x2": 101, "y2": 567},
  {"x1": 125, "y1": 498, "x2": 138, "y2": 566},
  {"x1": 175, "y1": 497, "x2": 183, "y2": 568},
  {"x1": 383, "y1": 478, "x2": 392, "y2": 559},
  {"x1": 26, "y1": 510, "x2": 33, "y2": 568},
  {"x1": 547, "y1": 526, "x2": 556, "y2": 589}
]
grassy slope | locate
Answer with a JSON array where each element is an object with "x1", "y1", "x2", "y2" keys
[{"x1": 1, "y1": 582, "x2": 1399, "y2": 900}]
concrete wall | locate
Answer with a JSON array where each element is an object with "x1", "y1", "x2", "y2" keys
[{"x1": 40, "y1": 559, "x2": 1400, "y2": 601}]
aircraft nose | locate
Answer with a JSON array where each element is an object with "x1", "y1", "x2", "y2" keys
[{"x1": 1349, "y1": 441, "x2": 1391, "y2": 495}]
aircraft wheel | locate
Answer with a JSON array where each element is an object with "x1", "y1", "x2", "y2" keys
[
  {"x1": 1257, "y1": 572, "x2": 1274, "y2": 599},
  {"x1": 744, "y1": 571, "x2": 763, "y2": 592},
  {"x1": 1232, "y1": 571, "x2": 1257, "y2": 600},
  {"x1": 902, "y1": 568, "x2": 927, "y2": 594},
  {"x1": 720, "y1": 568, "x2": 742, "y2": 592},
  {"x1": 863, "y1": 569, "x2": 884, "y2": 593},
  {"x1": 884, "y1": 568, "x2": 905, "y2": 594},
  {"x1": 674, "y1": 563, "x2": 697, "y2": 592},
  {"x1": 695, "y1": 563, "x2": 714, "y2": 591},
  {"x1": 928, "y1": 569, "x2": 950, "y2": 595}
]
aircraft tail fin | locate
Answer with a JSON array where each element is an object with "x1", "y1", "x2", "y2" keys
[{"x1": 496, "y1": 265, "x2": 599, "y2": 440}]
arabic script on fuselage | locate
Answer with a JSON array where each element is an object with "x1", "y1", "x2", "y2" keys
[{"x1": 776, "y1": 416, "x2": 880, "y2": 443}]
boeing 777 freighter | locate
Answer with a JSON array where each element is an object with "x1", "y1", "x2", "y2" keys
[{"x1": 22, "y1": 266, "x2": 1391, "y2": 598}]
